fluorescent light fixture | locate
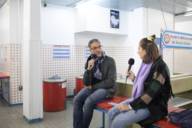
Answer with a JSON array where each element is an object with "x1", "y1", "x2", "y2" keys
[
  {"x1": 75, "y1": 0, "x2": 91, "y2": 6},
  {"x1": 184, "y1": 11, "x2": 192, "y2": 16},
  {"x1": 75, "y1": 0, "x2": 99, "y2": 7}
]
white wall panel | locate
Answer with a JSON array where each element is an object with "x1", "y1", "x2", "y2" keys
[
  {"x1": 175, "y1": 21, "x2": 192, "y2": 34},
  {"x1": 173, "y1": 16, "x2": 192, "y2": 74},
  {"x1": 75, "y1": 5, "x2": 129, "y2": 35},
  {"x1": 173, "y1": 49, "x2": 192, "y2": 74},
  {"x1": 41, "y1": 5, "x2": 75, "y2": 44},
  {"x1": 0, "y1": 2, "x2": 10, "y2": 44}
]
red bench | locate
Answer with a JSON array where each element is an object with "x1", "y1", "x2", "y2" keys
[
  {"x1": 96, "y1": 96, "x2": 127, "y2": 128},
  {"x1": 96, "y1": 96, "x2": 183, "y2": 128},
  {"x1": 152, "y1": 107, "x2": 184, "y2": 128}
]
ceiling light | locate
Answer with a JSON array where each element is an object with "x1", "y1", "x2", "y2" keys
[
  {"x1": 75, "y1": 0, "x2": 99, "y2": 7},
  {"x1": 184, "y1": 11, "x2": 192, "y2": 16}
]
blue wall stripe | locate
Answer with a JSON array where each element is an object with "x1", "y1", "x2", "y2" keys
[
  {"x1": 53, "y1": 49, "x2": 70, "y2": 52},
  {"x1": 53, "y1": 56, "x2": 70, "y2": 59},
  {"x1": 53, "y1": 53, "x2": 70, "y2": 55}
]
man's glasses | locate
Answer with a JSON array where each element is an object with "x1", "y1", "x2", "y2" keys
[{"x1": 90, "y1": 45, "x2": 102, "y2": 50}]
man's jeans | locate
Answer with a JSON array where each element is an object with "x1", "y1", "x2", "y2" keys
[{"x1": 73, "y1": 87, "x2": 108, "y2": 128}]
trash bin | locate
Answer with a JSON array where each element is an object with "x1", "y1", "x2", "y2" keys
[
  {"x1": 74, "y1": 76, "x2": 84, "y2": 95},
  {"x1": 43, "y1": 77, "x2": 67, "y2": 112}
]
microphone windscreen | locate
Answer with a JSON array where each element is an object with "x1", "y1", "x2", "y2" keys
[{"x1": 128, "y1": 58, "x2": 135, "y2": 65}]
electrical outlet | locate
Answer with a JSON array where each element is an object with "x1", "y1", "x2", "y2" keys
[{"x1": 18, "y1": 85, "x2": 23, "y2": 91}]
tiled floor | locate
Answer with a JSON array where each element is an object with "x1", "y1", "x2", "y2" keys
[
  {"x1": 0, "y1": 91, "x2": 191, "y2": 128},
  {"x1": 0, "y1": 98, "x2": 107, "y2": 128}
]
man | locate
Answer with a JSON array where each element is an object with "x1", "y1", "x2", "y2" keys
[{"x1": 73, "y1": 39, "x2": 117, "y2": 128}]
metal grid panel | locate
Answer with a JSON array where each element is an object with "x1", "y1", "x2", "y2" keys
[
  {"x1": 0, "y1": 43, "x2": 134, "y2": 103},
  {"x1": 0, "y1": 44, "x2": 22, "y2": 104}
]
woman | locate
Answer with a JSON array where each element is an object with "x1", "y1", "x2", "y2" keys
[{"x1": 108, "y1": 35, "x2": 174, "y2": 128}]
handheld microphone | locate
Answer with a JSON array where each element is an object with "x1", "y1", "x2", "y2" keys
[
  {"x1": 85, "y1": 54, "x2": 97, "y2": 86},
  {"x1": 125, "y1": 58, "x2": 135, "y2": 82}
]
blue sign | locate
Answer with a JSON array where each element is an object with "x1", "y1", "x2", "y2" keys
[
  {"x1": 161, "y1": 30, "x2": 192, "y2": 49},
  {"x1": 53, "y1": 45, "x2": 70, "y2": 59}
]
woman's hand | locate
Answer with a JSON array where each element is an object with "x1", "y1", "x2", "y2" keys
[
  {"x1": 116, "y1": 104, "x2": 130, "y2": 111},
  {"x1": 127, "y1": 70, "x2": 135, "y2": 81},
  {"x1": 87, "y1": 85, "x2": 92, "y2": 89}
]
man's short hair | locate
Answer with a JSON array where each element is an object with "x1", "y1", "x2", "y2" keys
[{"x1": 88, "y1": 39, "x2": 101, "y2": 48}]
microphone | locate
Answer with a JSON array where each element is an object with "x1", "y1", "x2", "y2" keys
[
  {"x1": 128, "y1": 58, "x2": 135, "y2": 72},
  {"x1": 125, "y1": 58, "x2": 135, "y2": 82},
  {"x1": 85, "y1": 54, "x2": 97, "y2": 86},
  {"x1": 85, "y1": 54, "x2": 97, "y2": 70}
]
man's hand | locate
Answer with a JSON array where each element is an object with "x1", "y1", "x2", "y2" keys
[
  {"x1": 116, "y1": 104, "x2": 130, "y2": 111},
  {"x1": 87, "y1": 59, "x2": 95, "y2": 70}
]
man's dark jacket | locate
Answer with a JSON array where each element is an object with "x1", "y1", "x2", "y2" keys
[{"x1": 83, "y1": 56, "x2": 117, "y2": 97}]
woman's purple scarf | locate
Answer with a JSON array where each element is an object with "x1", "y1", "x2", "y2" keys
[
  {"x1": 122, "y1": 62, "x2": 152, "y2": 104},
  {"x1": 131, "y1": 62, "x2": 152, "y2": 100}
]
